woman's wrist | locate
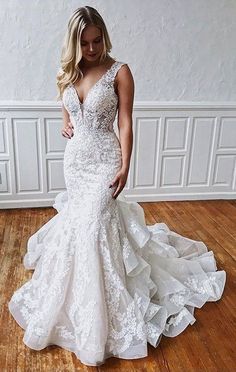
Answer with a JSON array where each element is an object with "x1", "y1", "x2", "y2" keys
[{"x1": 121, "y1": 165, "x2": 129, "y2": 174}]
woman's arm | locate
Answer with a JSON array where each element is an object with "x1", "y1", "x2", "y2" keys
[
  {"x1": 117, "y1": 64, "x2": 134, "y2": 172},
  {"x1": 110, "y1": 64, "x2": 135, "y2": 198},
  {"x1": 61, "y1": 103, "x2": 74, "y2": 139}
]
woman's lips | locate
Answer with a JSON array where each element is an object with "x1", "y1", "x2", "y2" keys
[{"x1": 88, "y1": 53, "x2": 97, "y2": 56}]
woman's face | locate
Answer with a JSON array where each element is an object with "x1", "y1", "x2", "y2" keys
[{"x1": 80, "y1": 25, "x2": 104, "y2": 62}]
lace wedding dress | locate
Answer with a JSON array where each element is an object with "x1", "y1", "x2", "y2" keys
[{"x1": 8, "y1": 60, "x2": 226, "y2": 366}]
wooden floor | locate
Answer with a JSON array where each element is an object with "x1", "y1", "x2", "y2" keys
[{"x1": 0, "y1": 200, "x2": 235, "y2": 372}]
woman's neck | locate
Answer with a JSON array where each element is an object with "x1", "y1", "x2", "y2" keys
[{"x1": 80, "y1": 55, "x2": 112, "y2": 69}]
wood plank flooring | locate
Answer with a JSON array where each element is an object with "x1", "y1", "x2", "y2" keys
[{"x1": 0, "y1": 200, "x2": 235, "y2": 372}]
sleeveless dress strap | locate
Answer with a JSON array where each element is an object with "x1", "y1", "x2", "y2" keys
[
  {"x1": 106, "y1": 61, "x2": 128, "y2": 83},
  {"x1": 113, "y1": 61, "x2": 127, "y2": 74}
]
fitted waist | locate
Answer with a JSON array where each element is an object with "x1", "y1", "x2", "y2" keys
[
  {"x1": 64, "y1": 130, "x2": 122, "y2": 167},
  {"x1": 72, "y1": 123, "x2": 119, "y2": 140},
  {"x1": 68, "y1": 126, "x2": 120, "y2": 149},
  {"x1": 70, "y1": 116, "x2": 115, "y2": 134}
]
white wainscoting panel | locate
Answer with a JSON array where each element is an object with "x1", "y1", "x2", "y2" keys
[{"x1": 0, "y1": 101, "x2": 235, "y2": 208}]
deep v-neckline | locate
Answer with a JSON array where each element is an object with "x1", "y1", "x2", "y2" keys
[{"x1": 71, "y1": 60, "x2": 117, "y2": 106}]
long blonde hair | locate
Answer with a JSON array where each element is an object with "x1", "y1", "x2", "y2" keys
[{"x1": 56, "y1": 6, "x2": 113, "y2": 100}]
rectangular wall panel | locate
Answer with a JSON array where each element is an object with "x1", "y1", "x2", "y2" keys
[
  {"x1": 134, "y1": 118, "x2": 159, "y2": 188},
  {"x1": 187, "y1": 118, "x2": 215, "y2": 186},
  {"x1": 12, "y1": 118, "x2": 41, "y2": 193},
  {"x1": 0, "y1": 161, "x2": 10, "y2": 192},
  {"x1": 0, "y1": 119, "x2": 8, "y2": 154}
]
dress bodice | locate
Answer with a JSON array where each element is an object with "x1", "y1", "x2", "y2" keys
[{"x1": 62, "y1": 60, "x2": 127, "y2": 135}]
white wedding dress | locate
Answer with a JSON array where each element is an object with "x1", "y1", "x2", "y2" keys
[{"x1": 8, "y1": 60, "x2": 226, "y2": 366}]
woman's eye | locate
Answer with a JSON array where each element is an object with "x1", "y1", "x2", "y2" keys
[{"x1": 81, "y1": 40, "x2": 101, "y2": 46}]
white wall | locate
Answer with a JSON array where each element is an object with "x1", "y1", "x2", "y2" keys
[{"x1": 0, "y1": 0, "x2": 236, "y2": 101}]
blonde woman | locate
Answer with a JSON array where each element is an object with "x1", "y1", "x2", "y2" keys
[{"x1": 8, "y1": 5, "x2": 226, "y2": 367}]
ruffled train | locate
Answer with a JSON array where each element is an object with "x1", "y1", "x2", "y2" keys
[{"x1": 8, "y1": 191, "x2": 226, "y2": 366}]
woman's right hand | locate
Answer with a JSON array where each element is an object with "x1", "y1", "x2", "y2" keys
[{"x1": 61, "y1": 122, "x2": 74, "y2": 139}]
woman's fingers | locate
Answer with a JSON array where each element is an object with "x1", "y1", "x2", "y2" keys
[
  {"x1": 112, "y1": 181, "x2": 123, "y2": 199},
  {"x1": 61, "y1": 128, "x2": 71, "y2": 138},
  {"x1": 68, "y1": 121, "x2": 74, "y2": 129},
  {"x1": 61, "y1": 122, "x2": 74, "y2": 138}
]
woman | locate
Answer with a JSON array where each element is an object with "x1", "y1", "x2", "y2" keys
[{"x1": 8, "y1": 6, "x2": 226, "y2": 367}]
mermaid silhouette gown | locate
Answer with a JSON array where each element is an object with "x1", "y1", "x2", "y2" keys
[{"x1": 8, "y1": 60, "x2": 226, "y2": 366}]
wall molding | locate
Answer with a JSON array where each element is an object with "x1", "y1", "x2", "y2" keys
[
  {"x1": 1, "y1": 100, "x2": 236, "y2": 110},
  {"x1": 0, "y1": 101, "x2": 236, "y2": 208}
]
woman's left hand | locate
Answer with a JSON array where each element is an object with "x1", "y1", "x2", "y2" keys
[{"x1": 109, "y1": 168, "x2": 129, "y2": 199}]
